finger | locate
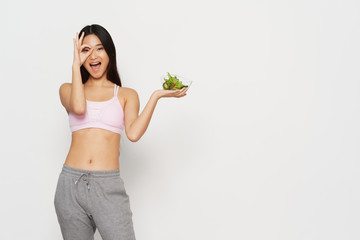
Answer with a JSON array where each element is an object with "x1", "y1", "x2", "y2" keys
[
  {"x1": 171, "y1": 90, "x2": 180, "y2": 95},
  {"x1": 80, "y1": 46, "x2": 92, "y2": 53},
  {"x1": 180, "y1": 89, "x2": 187, "y2": 95},
  {"x1": 175, "y1": 91, "x2": 183, "y2": 97},
  {"x1": 82, "y1": 49, "x2": 93, "y2": 60},
  {"x1": 81, "y1": 44, "x2": 92, "y2": 49},
  {"x1": 76, "y1": 32, "x2": 78, "y2": 45},
  {"x1": 79, "y1": 32, "x2": 85, "y2": 44},
  {"x1": 79, "y1": 32, "x2": 82, "y2": 45},
  {"x1": 84, "y1": 49, "x2": 93, "y2": 58},
  {"x1": 74, "y1": 38, "x2": 78, "y2": 52},
  {"x1": 85, "y1": 48, "x2": 94, "y2": 56},
  {"x1": 75, "y1": 34, "x2": 79, "y2": 49}
]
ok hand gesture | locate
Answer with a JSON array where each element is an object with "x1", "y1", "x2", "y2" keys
[{"x1": 72, "y1": 32, "x2": 94, "y2": 68}]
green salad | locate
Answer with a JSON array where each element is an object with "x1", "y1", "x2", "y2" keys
[{"x1": 162, "y1": 72, "x2": 188, "y2": 90}]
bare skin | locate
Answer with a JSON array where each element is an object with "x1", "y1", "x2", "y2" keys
[{"x1": 59, "y1": 32, "x2": 188, "y2": 171}]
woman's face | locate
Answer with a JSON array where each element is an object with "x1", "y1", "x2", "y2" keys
[{"x1": 82, "y1": 34, "x2": 109, "y2": 78}]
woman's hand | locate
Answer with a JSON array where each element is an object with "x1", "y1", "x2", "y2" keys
[
  {"x1": 72, "y1": 32, "x2": 94, "y2": 68},
  {"x1": 153, "y1": 87, "x2": 188, "y2": 100}
]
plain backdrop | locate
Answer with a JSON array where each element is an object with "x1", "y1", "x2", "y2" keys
[{"x1": 1, "y1": 0, "x2": 359, "y2": 239}]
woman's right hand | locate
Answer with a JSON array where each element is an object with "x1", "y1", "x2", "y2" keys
[{"x1": 72, "y1": 32, "x2": 94, "y2": 68}]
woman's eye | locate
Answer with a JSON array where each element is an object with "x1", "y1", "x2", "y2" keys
[
  {"x1": 98, "y1": 47, "x2": 103, "y2": 50},
  {"x1": 82, "y1": 49, "x2": 88, "y2": 52}
]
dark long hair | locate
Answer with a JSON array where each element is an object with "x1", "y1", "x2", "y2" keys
[{"x1": 78, "y1": 24, "x2": 122, "y2": 87}]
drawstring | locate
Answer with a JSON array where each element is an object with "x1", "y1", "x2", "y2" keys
[{"x1": 74, "y1": 173, "x2": 90, "y2": 190}]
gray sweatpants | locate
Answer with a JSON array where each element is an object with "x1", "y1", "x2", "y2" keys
[{"x1": 54, "y1": 164, "x2": 136, "y2": 240}]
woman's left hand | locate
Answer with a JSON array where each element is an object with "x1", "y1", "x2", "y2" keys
[{"x1": 154, "y1": 87, "x2": 188, "y2": 99}]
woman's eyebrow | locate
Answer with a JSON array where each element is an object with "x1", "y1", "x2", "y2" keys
[
  {"x1": 86, "y1": 44, "x2": 103, "y2": 48},
  {"x1": 85, "y1": 44, "x2": 103, "y2": 48}
]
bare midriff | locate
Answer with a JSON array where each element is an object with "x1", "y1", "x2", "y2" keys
[{"x1": 64, "y1": 128, "x2": 121, "y2": 171}]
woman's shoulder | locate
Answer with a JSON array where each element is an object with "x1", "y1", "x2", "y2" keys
[
  {"x1": 59, "y1": 82, "x2": 72, "y2": 89},
  {"x1": 59, "y1": 82, "x2": 72, "y2": 96},
  {"x1": 119, "y1": 86, "x2": 138, "y2": 95},
  {"x1": 118, "y1": 87, "x2": 139, "y2": 104}
]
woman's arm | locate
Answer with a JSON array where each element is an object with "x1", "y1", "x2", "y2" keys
[
  {"x1": 124, "y1": 87, "x2": 188, "y2": 142},
  {"x1": 65, "y1": 32, "x2": 93, "y2": 115},
  {"x1": 58, "y1": 66, "x2": 86, "y2": 115},
  {"x1": 69, "y1": 65, "x2": 86, "y2": 114}
]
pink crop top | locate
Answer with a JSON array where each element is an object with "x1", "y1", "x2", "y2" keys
[{"x1": 69, "y1": 84, "x2": 125, "y2": 134}]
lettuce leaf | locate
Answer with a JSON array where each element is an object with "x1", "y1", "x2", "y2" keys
[{"x1": 162, "y1": 72, "x2": 188, "y2": 90}]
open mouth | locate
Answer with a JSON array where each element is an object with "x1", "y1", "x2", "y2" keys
[{"x1": 90, "y1": 62, "x2": 101, "y2": 71}]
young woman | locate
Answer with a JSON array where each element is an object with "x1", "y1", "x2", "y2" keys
[{"x1": 54, "y1": 24, "x2": 188, "y2": 240}]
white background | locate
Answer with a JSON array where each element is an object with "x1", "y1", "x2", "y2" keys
[{"x1": 1, "y1": 0, "x2": 359, "y2": 239}]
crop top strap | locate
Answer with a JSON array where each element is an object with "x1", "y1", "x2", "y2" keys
[{"x1": 114, "y1": 84, "x2": 119, "y2": 97}]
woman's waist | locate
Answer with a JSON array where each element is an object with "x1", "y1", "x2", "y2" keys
[
  {"x1": 68, "y1": 140, "x2": 119, "y2": 157},
  {"x1": 65, "y1": 148, "x2": 120, "y2": 171}
]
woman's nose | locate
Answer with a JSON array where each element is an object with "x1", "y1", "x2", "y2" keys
[{"x1": 90, "y1": 50, "x2": 97, "y2": 58}]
